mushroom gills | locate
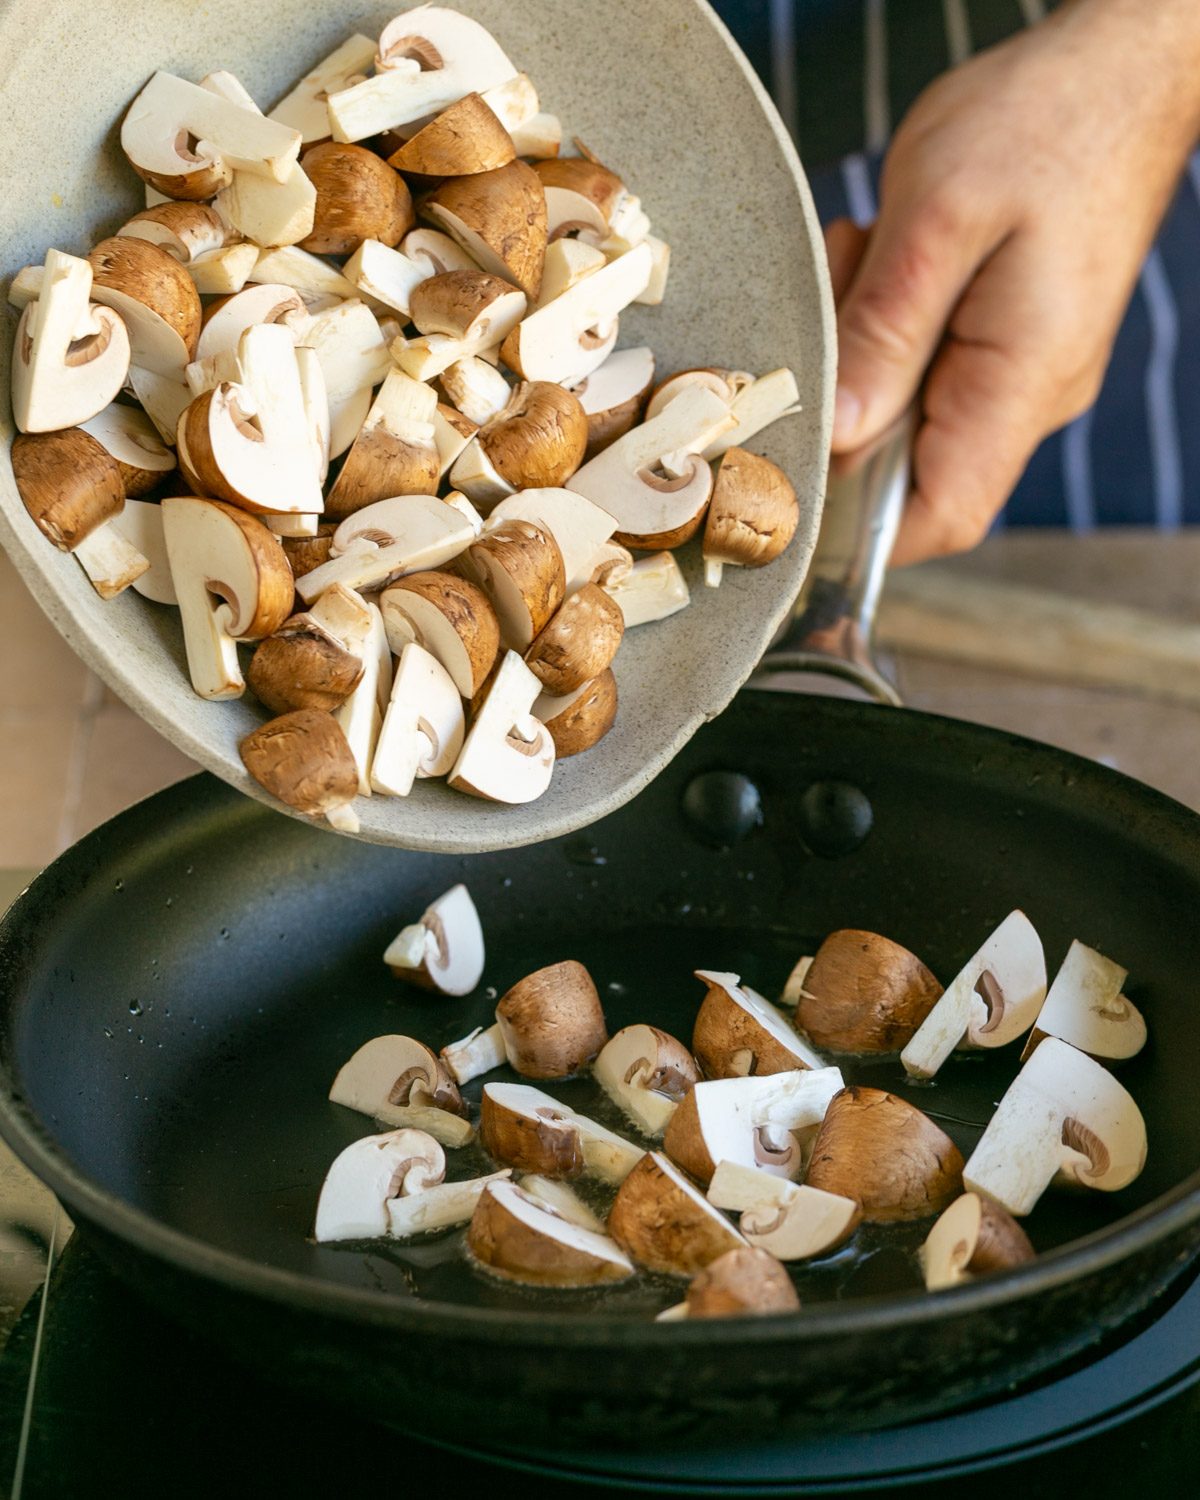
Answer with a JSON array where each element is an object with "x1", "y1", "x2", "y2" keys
[
  {"x1": 706, "y1": 1160, "x2": 860, "y2": 1261},
  {"x1": 919, "y1": 1191, "x2": 1035, "y2": 1290},
  {"x1": 382, "y1": 883, "x2": 484, "y2": 996},
  {"x1": 1022, "y1": 939, "x2": 1146, "y2": 1062}
]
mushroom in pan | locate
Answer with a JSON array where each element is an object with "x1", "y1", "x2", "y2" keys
[
  {"x1": 467, "y1": 1178, "x2": 634, "y2": 1286},
  {"x1": 793, "y1": 930, "x2": 944, "y2": 1054},
  {"x1": 963, "y1": 1036, "x2": 1147, "y2": 1216},
  {"x1": 518, "y1": 1175, "x2": 606, "y2": 1234},
  {"x1": 660, "y1": 1246, "x2": 800, "y2": 1321},
  {"x1": 594, "y1": 1024, "x2": 697, "y2": 1136},
  {"x1": 314, "y1": 1127, "x2": 445, "y2": 1242},
  {"x1": 388, "y1": 1169, "x2": 513, "y2": 1238},
  {"x1": 382, "y1": 883, "x2": 484, "y2": 998},
  {"x1": 448, "y1": 650, "x2": 556, "y2": 804},
  {"x1": 239, "y1": 709, "x2": 361, "y2": 834},
  {"x1": 608, "y1": 1151, "x2": 746, "y2": 1276},
  {"x1": 919, "y1": 1192, "x2": 1035, "y2": 1291},
  {"x1": 692, "y1": 970, "x2": 826, "y2": 1078},
  {"x1": 494, "y1": 960, "x2": 608, "y2": 1078},
  {"x1": 902, "y1": 911, "x2": 1047, "y2": 1078},
  {"x1": 804, "y1": 1086, "x2": 964, "y2": 1222},
  {"x1": 1022, "y1": 939, "x2": 1146, "y2": 1062},
  {"x1": 330, "y1": 1033, "x2": 467, "y2": 1130},
  {"x1": 534, "y1": 670, "x2": 619, "y2": 758},
  {"x1": 662, "y1": 1067, "x2": 845, "y2": 1188},
  {"x1": 706, "y1": 1161, "x2": 861, "y2": 1261},
  {"x1": 702, "y1": 447, "x2": 800, "y2": 588},
  {"x1": 480, "y1": 1082, "x2": 643, "y2": 1184}
]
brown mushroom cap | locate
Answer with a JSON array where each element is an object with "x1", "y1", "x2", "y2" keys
[
  {"x1": 704, "y1": 447, "x2": 800, "y2": 571},
  {"x1": 533, "y1": 155, "x2": 625, "y2": 231},
  {"x1": 536, "y1": 670, "x2": 618, "y2": 758},
  {"x1": 805, "y1": 1086, "x2": 964, "y2": 1223},
  {"x1": 282, "y1": 524, "x2": 337, "y2": 581},
  {"x1": 608, "y1": 1151, "x2": 745, "y2": 1275},
  {"x1": 479, "y1": 1086, "x2": 586, "y2": 1177},
  {"x1": 496, "y1": 960, "x2": 608, "y2": 1078},
  {"x1": 524, "y1": 584, "x2": 624, "y2": 696},
  {"x1": 247, "y1": 614, "x2": 365, "y2": 714},
  {"x1": 467, "y1": 1180, "x2": 633, "y2": 1286},
  {"x1": 479, "y1": 382, "x2": 588, "y2": 491},
  {"x1": 685, "y1": 1246, "x2": 800, "y2": 1319},
  {"x1": 798, "y1": 931, "x2": 944, "y2": 1054},
  {"x1": 12, "y1": 429, "x2": 125, "y2": 551},
  {"x1": 239, "y1": 709, "x2": 360, "y2": 818},
  {"x1": 693, "y1": 973, "x2": 819, "y2": 1080},
  {"x1": 388, "y1": 92, "x2": 515, "y2": 177},
  {"x1": 88, "y1": 236, "x2": 203, "y2": 357},
  {"x1": 384, "y1": 1038, "x2": 466, "y2": 1117},
  {"x1": 920, "y1": 1191, "x2": 1035, "y2": 1290},
  {"x1": 381, "y1": 570, "x2": 500, "y2": 697},
  {"x1": 455, "y1": 519, "x2": 566, "y2": 651},
  {"x1": 121, "y1": 201, "x2": 228, "y2": 262},
  {"x1": 425, "y1": 160, "x2": 547, "y2": 300},
  {"x1": 323, "y1": 425, "x2": 441, "y2": 520},
  {"x1": 300, "y1": 142, "x2": 414, "y2": 255},
  {"x1": 408, "y1": 268, "x2": 523, "y2": 341}
]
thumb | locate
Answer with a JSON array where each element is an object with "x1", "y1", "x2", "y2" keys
[{"x1": 833, "y1": 192, "x2": 998, "y2": 452}]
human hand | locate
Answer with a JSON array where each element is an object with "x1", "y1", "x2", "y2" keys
[{"x1": 827, "y1": 0, "x2": 1200, "y2": 565}]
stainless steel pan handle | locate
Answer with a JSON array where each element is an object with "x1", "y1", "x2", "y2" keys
[{"x1": 752, "y1": 411, "x2": 915, "y2": 705}]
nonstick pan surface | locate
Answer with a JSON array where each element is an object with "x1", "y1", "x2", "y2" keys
[{"x1": 1, "y1": 693, "x2": 1198, "y2": 1447}]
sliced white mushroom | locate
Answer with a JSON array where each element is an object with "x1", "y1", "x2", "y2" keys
[
  {"x1": 661, "y1": 1067, "x2": 846, "y2": 1187},
  {"x1": 249, "y1": 245, "x2": 358, "y2": 303},
  {"x1": 388, "y1": 1170, "x2": 512, "y2": 1237},
  {"x1": 343, "y1": 239, "x2": 429, "y2": 317},
  {"x1": 334, "y1": 600, "x2": 391, "y2": 795},
  {"x1": 447, "y1": 437, "x2": 516, "y2": 507},
  {"x1": 372, "y1": 643, "x2": 466, "y2": 797},
  {"x1": 297, "y1": 298, "x2": 392, "y2": 458},
  {"x1": 499, "y1": 242, "x2": 652, "y2": 386},
  {"x1": 902, "y1": 911, "x2": 1047, "y2": 1079},
  {"x1": 188, "y1": 243, "x2": 261, "y2": 296},
  {"x1": 118, "y1": 202, "x2": 229, "y2": 265},
  {"x1": 268, "y1": 34, "x2": 378, "y2": 143},
  {"x1": 372, "y1": 1102, "x2": 475, "y2": 1148},
  {"x1": 10, "y1": 250, "x2": 131, "y2": 433},
  {"x1": 327, "y1": 8, "x2": 518, "y2": 143},
  {"x1": 567, "y1": 386, "x2": 736, "y2": 548},
  {"x1": 535, "y1": 238, "x2": 607, "y2": 310},
  {"x1": 402, "y1": 227, "x2": 481, "y2": 276},
  {"x1": 294, "y1": 344, "x2": 332, "y2": 485},
  {"x1": 704, "y1": 368, "x2": 801, "y2": 459},
  {"x1": 468, "y1": 1179, "x2": 634, "y2": 1286},
  {"x1": 108, "y1": 500, "x2": 176, "y2": 605},
  {"x1": 73, "y1": 525, "x2": 150, "y2": 600},
  {"x1": 381, "y1": 883, "x2": 484, "y2": 996},
  {"x1": 594, "y1": 1025, "x2": 697, "y2": 1136},
  {"x1": 601, "y1": 550, "x2": 690, "y2": 626},
  {"x1": 79, "y1": 403, "x2": 176, "y2": 496},
  {"x1": 441, "y1": 1022, "x2": 508, "y2": 1085},
  {"x1": 706, "y1": 1161, "x2": 861, "y2": 1261},
  {"x1": 518, "y1": 1175, "x2": 606, "y2": 1234},
  {"x1": 440, "y1": 356, "x2": 511, "y2": 426},
  {"x1": 693, "y1": 970, "x2": 826, "y2": 1079},
  {"x1": 295, "y1": 496, "x2": 477, "y2": 602},
  {"x1": 919, "y1": 1192, "x2": 1035, "y2": 1290},
  {"x1": 483, "y1": 488, "x2": 617, "y2": 594},
  {"x1": 448, "y1": 651, "x2": 556, "y2": 804},
  {"x1": 480, "y1": 1081, "x2": 644, "y2": 1185},
  {"x1": 314, "y1": 1128, "x2": 444, "y2": 1242},
  {"x1": 568, "y1": 345, "x2": 655, "y2": 455},
  {"x1": 963, "y1": 1037, "x2": 1148, "y2": 1216},
  {"x1": 325, "y1": 368, "x2": 439, "y2": 518},
  {"x1": 432, "y1": 402, "x2": 477, "y2": 479},
  {"x1": 330, "y1": 1033, "x2": 465, "y2": 1122},
  {"x1": 201, "y1": 70, "x2": 317, "y2": 248},
  {"x1": 1023, "y1": 940, "x2": 1146, "y2": 1062},
  {"x1": 195, "y1": 283, "x2": 308, "y2": 361},
  {"x1": 126, "y1": 365, "x2": 191, "y2": 444}
]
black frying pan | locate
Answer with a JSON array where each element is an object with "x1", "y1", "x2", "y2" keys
[{"x1": 0, "y1": 687, "x2": 1198, "y2": 1451}]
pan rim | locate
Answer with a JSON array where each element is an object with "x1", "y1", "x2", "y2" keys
[{"x1": 2, "y1": 696, "x2": 1200, "y2": 1345}]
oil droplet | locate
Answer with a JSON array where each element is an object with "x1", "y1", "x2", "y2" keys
[
  {"x1": 129, "y1": 1000, "x2": 143, "y2": 1016},
  {"x1": 102, "y1": 1027, "x2": 113, "y2": 1040},
  {"x1": 165, "y1": 896, "x2": 174, "y2": 908},
  {"x1": 607, "y1": 981, "x2": 627, "y2": 997},
  {"x1": 484, "y1": 986, "x2": 498, "y2": 1001},
  {"x1": 114, "y1": 880, "x2": 124, "y2": 893},
  {"x1": 501, "y1": 877, "x2": 513, "y2": 888},
  {"x1": 220, "y1": 927, "x2": 230, "y2": 940}
]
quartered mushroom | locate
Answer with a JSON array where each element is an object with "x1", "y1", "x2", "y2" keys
[
  {"x1": 314, "y1": 1127, "x2": 445, "y2": 1242},
  {"x1": 11, "y1": 250, "x2": 131, "y2": 433},
  {"x1": 343, "y1": 239, "x2": 431, "y2": 319},
  {"x1": 662, "y1": 1067, "x2": 845, "y2": 1187},
  {"x1": 108, "y1": 499, "x2": 177, "y2": 605},
  {"x1": 495, "y1": 959, "x2": 608, "y2": 1078},
  {"x1": 602, "y1": 550, "x2": 690, "y2": 627},
  {"x1": 448, "y1": 650, "x2": 556, "y2": 803},
  {"x1": 901, "y1": 911, "x2": 1047, "y2": 1079},
  {"x1": 534, "y1": 239, "x2": 607, "y2": 310},
  {"x1": 963, "y1": 1036, "x2": 1147, "y2": 1216},
  {"x1": 480, "y1": 1081, "x2": 644, "y2": 1184},
  {"x1": 189, "y1": 244, "x2": 261, "y2": 296},
  {"x1": 330, "y1": 1032, "x2": 467, "y2": 1127},
  {"x1": 795, "y1": 930, "x2": 944, "y2": 1054},
  {"x1": 388, "y1": 1169, "x2": 513, "y2": 1238},
  {"x1": 518, "y1": 1174, "x2": 607, "y2": 1234},
  {"x1": 382, "y1": 883, "x2": 484, "y2": 996},
  {"x1": 87, "y1": 237, "x2": 202, "y2": 377},
  {"x1": 465, "y1": 382, "x2": 589, "y2": 496},
  {"x1": 706, "y1": 1160, "x2": 861, "y2": 1261},
  {"x1": 919, "y1": 1192, "x2": 1035, "y2": 1291},
  {"x1": 646, "y1": 366, "x2": 801, "y2": 459},
  {"x1": 295, "y1": 495, "x2": 479, "y2": 603},
  {"x1": 692, "y1": 970, "x2": 826, "y2": 1079},
  {"x1": 524, "y1": 584, "x2": 624, "y2": 696},
  {"x1": 1022, "y1": 939, "x2": 1147, "y2": 1062},
  {"x1": 194, "y1": 283, "x2": 308, "y2": 362},
  {"x1": 499, "y1": 242, "x2": 653, "y2": 386},
  {"x1": 240, "y1": 709, "x2": 361, "y2": 833},
  {"x1": 455, "y1": 520, "x2": 566, "y2": 651},
  {"x1": 299, "y1": 141, "x2": 413, "y2": 255},
  {"x1": 467, "y1": 1178, "x2": 634, "y2": 1286},
  {"x1": 608, "y1": 1150, "x2": 746, "y2": 1276},
  {"x1": 594, "y1": 1024, "x2": 697, "y2": 1136},
  {"x1": 534, "y1": 670, "x2": 619, "y2": 758},
  {"x1": 439, "y1": 356, "x2": 512, "y2": 426},
  {"x1": 702, "y1": 447, "x2": 800, "y2": 588},
  {"x1": 371, "y1": 643, "x2": 466, "y2": 796},
  {"x1": 389, "y1": 91, "x2": 515, "y2": 176},
  {"x1": 422, "y1": 160, "x2": 547, "y2": 302},
  {"x1": 267, "y1": 33, "x2": 377, "y2": 143},
  {"x1": 327, "y1": 7, "x2": 519, "y2": 144},
  {"x1": 659, "y1": 1246, "x2": 800, "y2": 1321},
  {"x1": 569, "y1": 346, "x2": 656, "y2": 457},
  {"x1": 533, "y1": 152, "x2": 626, "y2": 243},
  {"x1": 247, "y1": 583, "x2": 371, "y2": 715},
  {"x1": 381, "y1": 570, "x2": 500, "y2": 699},
  {"x1": 399, "y1": 269, "x2": 527, "y2": 382},
  {"x1": 160, "y1": 496, "x2": 294, "y2": 699},
  {"x1": 567, "y1": 385, "x2": 737, "y2": 549},
  {"x1": 118, "y1": 201, "x2": 229, "y2": 265},
  {"x1": 484, "y1": 487, "x2": 618, "y2": 595},
  {"x1": 804, "y1": 1086, "x2": 964, "y2": 1222},
  {"x1": 79, "y1": 403, "x2": 177, "y2": 497},
  {"x1": 325, "y1": 369, "x2": 441, "y2": 519}
]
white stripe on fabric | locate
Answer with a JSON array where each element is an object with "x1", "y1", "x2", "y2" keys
[
  {"x1": 1062, "y1": 407, "x2": 1097, "y2": 532},
  {"x1": 864, "y1": 0, "x2": 889, "y2": 153},
  {"x1": 841, "y1": 154, "x2": 878, "y2": 228},
  {"x1": 942, "y1": 0, "x2": 972, "y2": 66},
  {"x1": 1139, "y1": 248, "x2": 1184, "y2": 530},
  {"x1": 767, "y1": 0, "x2": 799, "y2": 143},
  {"x1": 1016, "y1": 0, "x2": 1047, "y2": 24}
]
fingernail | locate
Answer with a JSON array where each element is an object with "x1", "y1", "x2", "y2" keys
[{"x1": 833, "y1": 385, "x2": 862, "y2": 444}]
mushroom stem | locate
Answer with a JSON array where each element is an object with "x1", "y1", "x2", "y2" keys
[
  {"x1": 372, "y1": 1102, "x2": 475, "y2": 1148},
  {"x1": 387, "y1": 1171, "x2": 511, "y2": 1237},
  {"x1": 441, "y1": 1022, "x2": 508, "y2": 1084}
]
